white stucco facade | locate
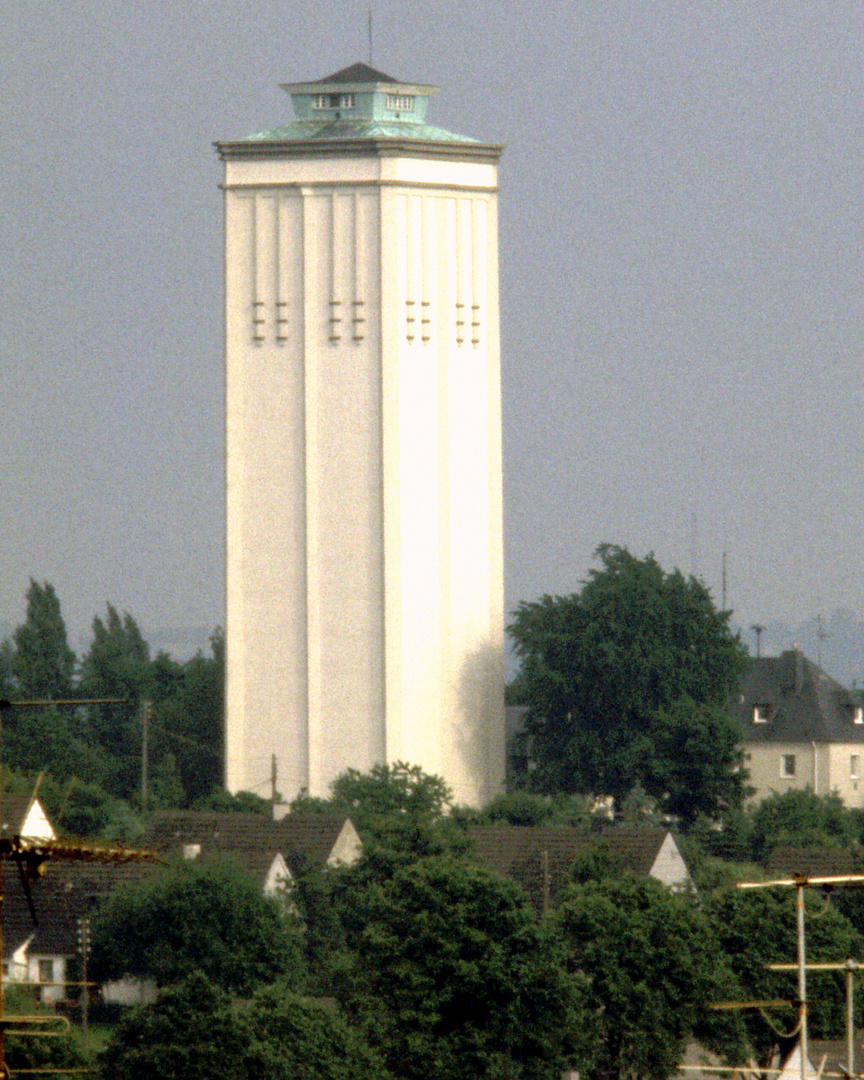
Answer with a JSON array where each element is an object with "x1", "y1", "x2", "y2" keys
[{"x1": 219, "y1": 67, "x2": 505, "y2": 806}]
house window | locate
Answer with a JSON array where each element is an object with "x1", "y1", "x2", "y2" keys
[
  {"x1": 386, "y1": 94, "x2": 414, "y2": 112},
  {"x1": 781, "y1": 754, "x2": 796, "y2": 778},
  {"x1": 852, "y1": 755, "x2": 860, "y2": 779},
  {"x1": 753, "y1": 704, "x2": 771, "y2": 723},
  {"x1": 312, "y1": 93, "x2": 354, "y2": 110},
  {"x1": 854, "y1": 707, "x2": 864, "y2": 725},
  {"x1": 38, "y1": 959, "x2": 54, "y2": 983}
]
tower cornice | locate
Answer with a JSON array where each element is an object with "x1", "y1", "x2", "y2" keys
[{"x1": 215, "y1": 137, "x2": 504, "y2": 164}]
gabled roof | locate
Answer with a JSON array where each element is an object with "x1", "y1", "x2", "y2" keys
[
  {"x1": 274, "y1": 814, "x2": 362, "y2": 870},
  {"x1": 145, "y1": 810, "x2": 278, "y2": 852},
  {"x1": 730, "y1": 650, "x2": 863, "y2": 744},
  {"x1": 0, "y1": 796, "x2": 55, "y2": 840},
  {"x1": 468, "y1": 823, "x2": 683, "y2": 915},
  {"x1": 145, "y1": 810, "x2": 361, "y2": 873}
]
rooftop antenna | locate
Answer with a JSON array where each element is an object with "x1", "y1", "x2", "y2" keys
[
  {"x1": 722, "y1": 551, "x2": 727, "y2": 610},
  {"x1": 751, "y1": 624, "x2": 765, "y2": 658},
  {"x1": 817, "y1": 613, "x2": 831, "y2": 668},
  {"x1": 368, "y1": 9, "x2": 373, "y2": 65},
  {"x1": 689, "y1": 510, "x2": 698, "y2": 578},
  {"x1": 737, "y1": 873, "x2": 864, "y2": 1080}
]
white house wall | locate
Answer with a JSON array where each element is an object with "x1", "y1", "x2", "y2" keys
[{"x1": 744, "y1": 741, "x2": 864, "y2": 808}]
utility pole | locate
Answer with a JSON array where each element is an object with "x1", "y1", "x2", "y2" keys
[
  {"x1": 750, "y1": 624, "x2": 765, "y2": 658},
  {"x1": 76, "y1": 917, "x2": 91, "y2": 1053},
  {"x1": 140, "y1": 699, "x2": 151, "y2": 810}
]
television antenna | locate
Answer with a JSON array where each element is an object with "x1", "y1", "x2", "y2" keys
[
  {"x1": 737, "y1": 874, "x2": 864, "y2": 1080},
  {"x1": 0, "y1": 697, "x2": 156, "y2": 1076}
]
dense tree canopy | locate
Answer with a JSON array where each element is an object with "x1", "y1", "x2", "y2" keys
[
  {"x1": 96, "y1": 973, "x2": 249, "y2": 1080},
  {"x1": 11, "y1": 580, "x2": 76, "y2": 698},
  {"x1": 291, "y1": 761, "x2": 468, "y2": 882},
  {"x1": 90, "y1": 858, "x2": 303, "y2": 995},
  {"x1": 0, "y1": 581, "x2": 224, "y2": 814},
  {"x1": 340, "y1": 854, "x2": 581, "y2": 1080},
  {"x1": 97, "y1": 973, "x2": 388, "y2": 1080},
  {"x1": 553, "y1": 874, "x2": 744, "y2": 1080},
  {"x1": 748, "y1": 789, "x2": 856, "y2": 860},
  {"x1": 509, "y1": 544, "x2": 748, "y2": 821}
]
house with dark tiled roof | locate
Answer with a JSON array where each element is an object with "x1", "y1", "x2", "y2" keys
[
  {"x1": 144, "y1": 811, "x2": 290, "y2": 894},
  {"x1": 0, "y1": 796, "x2": 105, "y2": 1003},
  {"x1": 273, "y1": 812, "x2": 363, "y2": 874},
  {"x1": 144, "y1": 810, "x2": 362, "y2": 891},
  {"x1": 468, "y1": 823, "x2": 692, "y2": 915},
  {"x1": 730, "y1": 649, "x2": 864, "y2": 807}
]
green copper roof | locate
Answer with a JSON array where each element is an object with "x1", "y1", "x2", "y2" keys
[
  {"x1": 241, "y1": 118, "x2": 479, "y2": 145},
  {"x1": 233, "y1": 63, "x2": 482, "y2": 146}
]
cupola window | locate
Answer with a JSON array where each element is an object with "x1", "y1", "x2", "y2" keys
[
  {"x1": 313, "y1": 93, "x2": 355, "y2": 110},
  {"x1": 387, "y1": 94, "x2": 414, "y2": 112}
]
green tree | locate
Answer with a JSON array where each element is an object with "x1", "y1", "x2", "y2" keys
[
  {"x1": 290, "y1": 764, "x2": 471, "y2": 982},
  {"x1": 469, "y1": 790, "x2": 595, "y2": 828},
  {"x1": 3, "y1": 985, "x2": 88, "y2": 1076},
  {"x1": 291, "y1": 761, "x2": 466, "y2": 870},
  {"x1": 78, "y1": 604, "x2": 152, "y2": 799},
  {"x1": 90, "y1": 857, "x2": 303, "y2": 995},
  {"x1": 748, "y1": 789, "x2": 856, "y2": 862},
  {"x1": 3, "y1": 581, "x2": 99, "y2": 778},
  {"x1": 245, "y1": 985, "x2": 388, "y2": 1080},
  {"x1": 10, "y1": 580, "x2": 75, "y2": 697},
  {"x1": 508, "y1": 545, "x2": 748, "y2": 821},
  {"x1": 192, "y1": 788, "x2": 272, "y2": 814},
  {"x1": 96, "y1": 972, "x2": 250, "y2": 1080},
  {"x1": 554, "y1": 874, "x2": 743, "y2": 1080},
  {"x1": 97, "y1": 972, "x2": 387, "y2": 1080},
  {"x1": 149, "y1": 629, "x2": 224, "y2": 806},
  {"x1": 340, "y1": 854, "x2": 582, "y2": 1080}
]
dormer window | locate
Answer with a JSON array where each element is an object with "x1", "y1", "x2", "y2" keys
[
  {"x1": 387, "y1": 94, "x2": 414, "y2": 112},
  {"x1": 854, "y1": 707, "x2": 864, "y2": 725},
  {"x1": 753, "y1": 704, "x2": 771, "y2": 723},
  {"x1": 313, "y1": 93, "x2": 355, "y2": 110}
]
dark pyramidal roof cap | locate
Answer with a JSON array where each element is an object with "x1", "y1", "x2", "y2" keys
[{"x1": 320, "y1": 62, "x2": 397, "y2": 84}]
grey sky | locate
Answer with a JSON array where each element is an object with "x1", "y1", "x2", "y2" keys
[{"x1": 4, "y1": 1, "x2": 863, "y2": 669}]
